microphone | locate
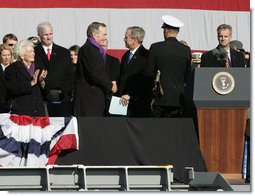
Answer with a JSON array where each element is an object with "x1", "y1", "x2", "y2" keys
[
  {"x1": 218, "y1": 47, "x2": 227, "y2": 58},
  {"x1": 212, "y1": 48, "x2": 220, "y2": 62},
  {"x1": 212, "y1": 48, "x2": 220, "y2": 57},
  {"x1": 212, "y1": 48, "x2": 226, "y2": 66}
]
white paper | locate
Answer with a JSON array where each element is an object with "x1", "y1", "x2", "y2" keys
[{"x1": 108, "y1": 96, "x2": 128, "y2": 115}]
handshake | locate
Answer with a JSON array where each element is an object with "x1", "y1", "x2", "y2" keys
[
  {"x1": 46, "y1": 89, "x2": 62, "y2": 102},
  {"x1": 111, "y1": 81, "x2": 117, "y2": 94}
]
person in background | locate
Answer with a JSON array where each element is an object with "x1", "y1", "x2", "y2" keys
[
  {"x1": 2, "y1": 33, "x2": 18, "y2": 50},
  {"x1": 34, "y1": 21, "x2": 74, "y2": 117},
  {"x1": 118, "y1": 26, "x2": 152, "y2": 117},
  {"x1": 69, "y1": 45, "x2": 80, "y2": 72},
  {"x1": 230, "y1": 40, "x2": 250, "y2": 67},
  {"x1": 68, "y1": 45, "x2": 80, "y2": 103},
  {"x1": 0, "y1": 44, "x2": 13, "y2": 113},
  {"x1": 200, "y1": 24, "x2": 245, "y2": 67},
  {"x1": 143, "y1": 15, "x2": 191, "y2": 118},
  {"x1": 0, "y1": 44, "x2": 13, "y2": 71},
  {"x1": 244, "y1": 51, "x2": 250, "y2": 68},
  {"x1": 191, "y1": 52, "x2": 202, "y2": 68},
  {"x1": 101, "y1": 39, "x2": 120, "y2": 115},
  {"x1": 73, "y1": 22, "x2": 117, "y2": 116},
  {"x1": 5, "y1": 40, "x2": 47, "y2": 117},
  {"x1": 27, "y1": 36, "x2": 40, "y2": 47}
]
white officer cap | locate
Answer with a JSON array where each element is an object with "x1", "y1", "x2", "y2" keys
[{"x1": 161, "y1": 15, "x2": 184, "y2": 29}]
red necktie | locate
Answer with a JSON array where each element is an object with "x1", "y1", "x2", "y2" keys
[
  {"x1": 47, "y1": 48, "x2": 51, "y2": 61},
  {"x1": 225, "y1": 53, "x2": 230, "y2": 68}
]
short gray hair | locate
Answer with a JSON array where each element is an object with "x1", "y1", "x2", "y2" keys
[
  {"x1": 217, "y1": 24, "x2": 232, "y2": 37},
  {"x1": 13, "y1": 40, "x2": 34, "y2": 61},
  {"x1": 127, "y1": 26, "x2": 145, "y2": 44},
  {"x1": 87, "y1": 22, "x2": 106, "y2": 37},
  {"x1": 37, "y1": 21, "x2": 53, "y2": 36}
]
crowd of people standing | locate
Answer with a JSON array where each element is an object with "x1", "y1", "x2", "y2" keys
[{"x1": 0, "y1": 15, "x2": 249, "y2": 118}]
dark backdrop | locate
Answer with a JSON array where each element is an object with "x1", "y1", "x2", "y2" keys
[{"x1": 56, "y1": 117, "x2": 207, "y2": 183}]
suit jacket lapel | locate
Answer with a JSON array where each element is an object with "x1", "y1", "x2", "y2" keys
[
  {"x1": 51, "y1": 44, "x2": 57, "y2": 62},
  {"x1": 230, "y1": 48, "x2": 236, "y2": 67},
  {"x1": 37, "y1": 44, "x2": 50, "y2": 68},
  {"x1": 0, "y1": 67, "x2": 6, "y2": 86},
  {"x1": 129, "y1": 45, "x2": 142, "y2": 65},
  {"x1": 17, "y1": 62, "x2": 32, "y2": 80}
]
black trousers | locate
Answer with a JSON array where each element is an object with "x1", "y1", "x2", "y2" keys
[
  {"x1": 151, "y1": 105, "x2": 184, "y2": 118},
  {"x1": 47, "y1": 102, "x2": 73, "y2": 117}
]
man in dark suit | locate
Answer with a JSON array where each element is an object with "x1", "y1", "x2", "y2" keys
[
  {"x1": 118, "y1": 26, "x2": 152, "y2": 117},
  {"x1": 73, "y1": 22, "x2": 117, "y2": 116},
  {"x1": 34, "y1": 22, "x2": 74, "y2": 117},
  {"x1": 101, "y1": 39, "x2": 120, "y2": 116},
  {"x1": 143, "y1": 15, "x2": 191, "y2": 117},
  {"x1": 200, "y1": 24, "x2": 245, "y2": 67}
]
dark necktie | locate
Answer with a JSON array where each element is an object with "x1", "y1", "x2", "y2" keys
[{"x1": 127, "y1": 52, "x2": 133, "y2": 64}]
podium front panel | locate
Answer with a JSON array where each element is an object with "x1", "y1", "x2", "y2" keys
[{"x1": 193, "y1": 67, "x2": 250, "y2": 108}]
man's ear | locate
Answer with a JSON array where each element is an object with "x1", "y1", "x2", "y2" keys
[{"x1": 92, "y1": 32, "x2": 97, "y2": 39}]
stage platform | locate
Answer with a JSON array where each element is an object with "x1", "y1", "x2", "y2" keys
[{"x1": 0, "y1": 165, "x2": 243, "y2": 191}]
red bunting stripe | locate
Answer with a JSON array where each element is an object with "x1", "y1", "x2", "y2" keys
[
  {"x1": 48, "y1": 134, "x2": 77, "y2": 164},
  {"x1": 0, "y1": 0, "x2": 249, "y2": 11},
  {"x1": 9, "y1": 114, "x2": 50, "y2": 128}
]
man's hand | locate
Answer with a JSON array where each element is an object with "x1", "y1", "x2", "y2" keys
[
  {"x1": 39, "y1": 69, "x2": 48, "y2": 82},
  {"x1": 120, "y1": 94, "x2": 130, "y2": 106},
  {"x1": 111, "y1": 81, "x2": 117, "y2": 93}
]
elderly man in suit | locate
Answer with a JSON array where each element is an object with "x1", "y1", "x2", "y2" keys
[
  {"x1": 200, "y1": 24, "x2": 245, "y2": 68},
  {"x1": 34, "y1": 22, "x2": 74, "y2": 117},
  {"x1": 143, "y1": 15, "x2": 191, "y2": 118},
  {"x1": 73, "y1": 22, "x2": 117, "y2": 116},
  {"x1": 101, "y1": 39, "x2": 120, "y2": 116}
]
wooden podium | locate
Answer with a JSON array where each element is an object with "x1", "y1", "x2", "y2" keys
[{"x1": 193, "y1": 68, "x2": 250, "y2": 181}]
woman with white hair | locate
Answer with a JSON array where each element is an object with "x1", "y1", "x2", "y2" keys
[{"x1": 5, "y1": 40, "x2": 47, "y2": 117}]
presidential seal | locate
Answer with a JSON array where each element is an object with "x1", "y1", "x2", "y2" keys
[{"x1": 212, "y1": 72, "x2": 235, "y2": 95}]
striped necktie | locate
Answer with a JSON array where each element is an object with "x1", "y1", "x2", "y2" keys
[{"x1": 225, "y1": 53, "x2": 230, "y2": 68}]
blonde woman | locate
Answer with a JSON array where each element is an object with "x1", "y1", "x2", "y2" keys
[{"x1": 0, "y1": 44, "x2": 14, "y2": 112}]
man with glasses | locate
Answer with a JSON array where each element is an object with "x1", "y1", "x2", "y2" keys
[{"x1": 2, "y1": 33, "x2": 18, "y2": 49}]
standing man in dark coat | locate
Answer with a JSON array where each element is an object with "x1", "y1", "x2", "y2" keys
[
  {"x1": 200, "y1": 24, "x2": 245, "y2": 68},
  {"x1": 143, "y1": 15, "x2": 191, "y2": 117},
  {"x1": 34, "y1": 22, "x2": 74, "y2": 117},
  {"x1": 101, "y1": 39, "x2": 120, "y2": 115},
  {"x1": 118, "y1": 26, "x2": 152, "y2": 117},
  {"x1": 73, "y1": 22, "x2": 117, "y2": 116}
]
